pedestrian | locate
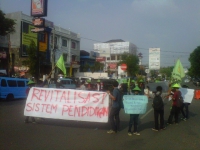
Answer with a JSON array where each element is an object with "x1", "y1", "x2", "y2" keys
[
  {"x1": 86, "y1": 80, "x2": 92, "y2": 90},
  {"x1": 107, "y1": 80, "x2": 121, "y2": 134},
  {"x1": 127, "y1": 86, "x2": 141, "y2": 136},
  {"x1": 138, "y1": 79, "x2": 145, "y2": 95},
  {"x1": 129, "y1": 80, "x2": 136, "y2": 95},
  {"x1": 96, "y1": 79, "x2": 101, "y2": 91},
  {"x1": 152, "y1": 86, "x2": 166, "y2": 131},
  {"x1": 180, "y1": 85, "x2": 190, "y2": 121},
  {"x1": 40, "y1": 75, "x2": 50, "y2": 87},
  {"x1": 167, "y1": 83, "x2": 182, "y2": 125},
  {"x1": 144, "y1": 86, "x2": 151, "y2": 98},
  {"x1": 79, "y1": 81, "x2": 86, "y2": 90},
  {"x1": 24, "y1": 80, "x2": 36, "y2": 123}
]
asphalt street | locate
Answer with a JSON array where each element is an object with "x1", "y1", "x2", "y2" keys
[{"x1": 1, "y1": 82, "x2": 200, "y2": 150}]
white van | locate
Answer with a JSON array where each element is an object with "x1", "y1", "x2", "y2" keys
[{"x1": 0, "y1": 77, "x2": 29, "y2": 100}]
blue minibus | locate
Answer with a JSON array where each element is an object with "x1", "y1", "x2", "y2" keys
[{"x1": 0, "y1": 77, "x2": 29, "y2": 100}]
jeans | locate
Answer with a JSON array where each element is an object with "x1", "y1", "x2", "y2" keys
[
  {"x1": 180, "y1": 103, "x2": 189, "y2": 119},
  {"x1": 168, "y1": 106, "x2": 180, "y2": 123},
  {"x1": 109, "y1": 107, "x2": 120, "y2": 132},
  {"x1": 128, "y1": 114, "x2": 139, "y2": 132},
  {"x1": 154, "y1": 109, "x2": 164, "y2": 130}
]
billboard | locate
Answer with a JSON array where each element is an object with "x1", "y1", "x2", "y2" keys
[
  {"x1": 31, "y1": 0, "x2": 48, "y2": 17},
  {"x1": 94, "y1": 42, "x2": 129, "y2": 57},
  {"x1": 149, "y1": 48, "x2": 160, "y2": 70}
]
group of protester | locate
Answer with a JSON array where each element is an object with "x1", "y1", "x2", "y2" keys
[
  {"x1": 24, "y1": 76, "x2": 190, "y2": 137},
  {"x1": 106, "y1": 79, "x2": 190, "y2": 136}
]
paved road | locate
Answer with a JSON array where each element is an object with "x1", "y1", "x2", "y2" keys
[{"x1": 1, "y1": 82, "x2": 200, "y2": 150}]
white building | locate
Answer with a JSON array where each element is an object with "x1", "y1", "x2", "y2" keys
[{"x1": 93, "y1": 39, "x2": 137, "y2": 77}]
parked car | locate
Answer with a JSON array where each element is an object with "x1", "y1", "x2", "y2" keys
[
  {"x1": 48, "y1": 78, "x2": 76, "y2": 89},
  {"x1": 192, "y1": 77, "x2": 200, "y2": 86}
]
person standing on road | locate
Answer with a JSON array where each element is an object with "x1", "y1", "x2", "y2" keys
[
  {"x1": 180, "y1": 85, "x2": 190, "y2": 121},
  {"x1": 127, "y1": 86, "x2": 141, "y2": 136},
  {"x1": 107, "y1": 80, "x2": 121, "y2": 134},
  {"x1": 78, "y1": 81, "x2": 86, "y2": 90},
  {"x1": 167, "y1": 83, "x2": 182, "y2": 125},
  {"x1": 24, "y1": 80, "x2": 36, "y2": 123},
  {"x1": 152, "y1": 86, "x2": 166, "y2": 131}
]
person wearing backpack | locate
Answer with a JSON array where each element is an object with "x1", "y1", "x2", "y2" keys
[
  {"x1": 127, "y1": 86, "x2": 141, "y2": 136},
  {"x1": 107, "y1": 80, "x2": 121, "y2": 134},
  {"x1": 167, "y1": 83, "x2": 182, "y2": 125},
  {"x1": 152, "y1": 86, "x2": 166, "y2": 131}
]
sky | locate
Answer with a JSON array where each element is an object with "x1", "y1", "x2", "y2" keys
[{"x1": 1, "y1": 0, "x2": 200, "y2": 68}]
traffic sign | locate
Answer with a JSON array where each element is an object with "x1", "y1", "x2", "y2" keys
[{"x1": 120, "y1": 63, "x2": 127, "y2": 71}]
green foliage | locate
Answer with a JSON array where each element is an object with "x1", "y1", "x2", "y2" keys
[
  {"x1": 159, "y1": 66, "x2": 174, "y2": 78},
  {"x1": 83, "y1": 63, "x2": 90, "y2": 72},
  {"x1": 119, "y1": 53, "x2": 139, "y2": 76},
  {"x1": 22, "y1": 40, "x2": 37, "y2": 77},
  {"x1": 0, "y1": 10, "x2": 16, "y2": 36},
  {"x1": 188, "y1": 46, "x2": 200, "y2": 77}
]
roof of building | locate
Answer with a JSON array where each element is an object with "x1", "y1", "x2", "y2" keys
[{"x1": 104, "y1": 39, "x2": 125, "y2": 43}]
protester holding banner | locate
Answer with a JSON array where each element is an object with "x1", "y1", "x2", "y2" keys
[
  {"x1": 24, "y1": 80, "x2": 36, "y2": 123},
  {"x1": 107, "y1": 80, "x2": 121, "y2": 134},
  {"x1": 167, "y1": 83, "x2": 182, "y2": 125},
  {"x1": 127, "y1": 86, "x2": 141, "y2": 136},
  {"x1": 180, "y1": 85, "x2": 191, "y2": 121}
]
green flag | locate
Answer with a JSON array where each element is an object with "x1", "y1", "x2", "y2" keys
[
  {"x1": 56, "y1": 54, "x2": 66, "y2": 76},
  {"x1": 171, "y1": 59, "x2": 185, "y2": 82}
]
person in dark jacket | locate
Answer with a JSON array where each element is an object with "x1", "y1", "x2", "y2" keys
[{"x1": 152, "y1": 86, "x2": 166, "y2": 131}]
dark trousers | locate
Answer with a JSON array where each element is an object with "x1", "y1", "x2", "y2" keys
[
  {"x1": 128, "y1": 114, "x2": 139, "y2": 132},
  {"x1": 109, "y1": 107, "x2": 120, "y2": 132},
  {"x1": 168, "y1": 106, "x2": 180, "y2": 123},
  {"x1": 180, "y1": 103, "x2": 189, "y2": 119},
  {"x1": 154, "y1": 109, "x2": 164, "y2": 130},
  {"x1": 25, "y1": 116, "x2": 35, "y2": 122}
]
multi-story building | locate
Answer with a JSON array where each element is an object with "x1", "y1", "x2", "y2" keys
[
  {"x1": 0, "y1": 11, "x2": 80, "y2": 78},
  {"x1": 93, "y1": 39, "x2": 137, "y2": 77}
]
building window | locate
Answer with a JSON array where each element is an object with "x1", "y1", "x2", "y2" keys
[
  {"x1": 62, "y1": 39, "x2": 67, "y2": 47},
  {"x1": 39, "y1": 33, "x2": 45, "y2": 42},
  {"x1": 111, "y1": 55, "x2": 115, "y2": 60},
  {"x1": 71, "y1": 41, "x2": 76, "y2": 49},
  {"x1": 63, "y1": 53, "x2": 67, "y2": 62},
  {"x1": 72, "y1": 55, "x2": 76, "y2": 61},
  {"x1": 107, "y1": 57, "x2": 110, "y2": 60},
  {"x1": 117, "y1": 55, "x2": 121, "y2": 60}
]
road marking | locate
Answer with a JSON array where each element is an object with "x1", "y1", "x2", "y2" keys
[{"x1": 140, "y1": 108, "x2": 153, "y2": 120}]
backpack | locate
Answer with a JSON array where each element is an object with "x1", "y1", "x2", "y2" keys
[
  {"x1": 177, "y1": 95, "x2": 183, "y2": 107},
  {"x1": 117, "y1": 89, "x2": 124, "y2": 109},
  {"x1": 153, "y1": 94, "x2": 164, "y2": 110}
]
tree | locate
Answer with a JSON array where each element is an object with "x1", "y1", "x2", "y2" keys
[
  {"x1": 119, "y1": 53, "x2": 139, "y2": 77},
  {"x1": 188, "y1": 46, "x2": 200, "y2": 77},
  {"x1": 159, "y1": 66, "x2": 174, "y2": 78},
  {"x1": 22, "y1": 40, "x2": 37, "y2": 77},
  {"x1": 0, "y1": 10, "x2": 16, "y2": 36}
]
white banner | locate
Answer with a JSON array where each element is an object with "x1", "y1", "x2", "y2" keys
[
  {"x1": 179, "y1": 88, "x2": 194, "y2": 103},
  {"x1": 24, "y1": 87, "x2": 109, "y2": 123}
]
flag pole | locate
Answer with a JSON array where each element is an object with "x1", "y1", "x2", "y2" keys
[{"x1": 48, "y1": 64, "x2": 57, "y2": 77}]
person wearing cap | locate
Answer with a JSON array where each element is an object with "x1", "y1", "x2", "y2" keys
[
  {"x1": 96, "y1": 79, "x2": 101, "y2": 91},
  {"x1": 127, "y1": 86, "x2": 141, "y2": 136},
  {"x1": 25, "y1": 80, "x2": 36, "y2": 123},
  {"x1": 86, "y1": 79, "x2": 92, "y2": 90},
  {"x1": 138, "y1": 79, "x2": 145, "y2": 95},
  {"x1": 167, "y1": 83, "x2": 182, "y2": 124},
  {"x1": 129, "y1": 80, "x2": 136, "y2": 95}
]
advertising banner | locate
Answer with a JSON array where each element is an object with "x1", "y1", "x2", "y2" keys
[
  {"x1": 24, "y1": 87, "x2": 109, "y2": 123},
  {"x1": 21, "y1": 22, "x2": 37, "y2": 56},
  {"x1": 31, "y1": 0, "x2": 48, "y2": 17},
  {"x1": 149, "y1": 48, "x2": 160, "y2": 70}
]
